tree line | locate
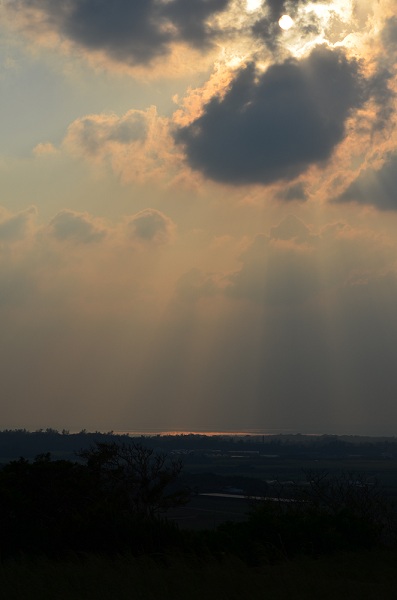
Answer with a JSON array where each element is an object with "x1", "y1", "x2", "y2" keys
[{"x1": 1, "y1": 429, "x2": 397, "y2": 462}]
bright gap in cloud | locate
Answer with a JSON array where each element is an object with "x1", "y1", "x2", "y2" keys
[
  {"x1": 246, "y1": 0, "x2": 262, "y2": 12},
  {"x1": 303, "y1": 1, "x2": 353, "y2": 27}
]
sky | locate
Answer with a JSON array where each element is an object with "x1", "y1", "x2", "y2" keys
[{"x1": 1, "y1": 0, "x2": 397, "y2": 435}]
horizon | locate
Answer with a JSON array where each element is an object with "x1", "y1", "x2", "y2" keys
[{"x1": 3, "y1": 428, "x2": 397, "y2": 440}]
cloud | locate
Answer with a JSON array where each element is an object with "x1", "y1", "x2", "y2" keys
[
  {"x1": 250, "y1": 0, "x2": 358, "y2": 59},
  {"x1": 226, "y1": 233, "x2": 320, "y2": 304},
  {"x1": 276, "y1": 182, "x2": 307, "y2": 202},
  {"x1": 366, "y1": 65, "x2": 395, "y2": 133},
  {"x1": 175, "y1": 268, "x2": 217, "y2": 302},
  {"x1": 159, "y1": 0, "x2": 229, "y2": 49},
  {"x1": 367, "y1": 16, "x2": 397, "y2": 131},
  {"x1": 32, "y1": 142, "x2": 58, "y2": 157},
  {"x1": 223, "y1": 215, "x2": 394, "y2": 304},
  {"x1": 251, "y1": 0, "x2": 320, "y2": 52},
  {"x1": 46, "y1": 208, "x2": 176, "y2": 250},
  {"x1": 5, "y1": 0, "x2": 230, "y2": 67},
  {"x1": 381, "y1": 15, "x2": 397, "y2": 50},
  {"x1": 64, "y1": 107, "x2": 174, "y2": 183},
  {"x1": 64, "y1": 110, "x2": 149, "y2": 156},
  {"x1": 335, "y1": 153, "x2": 397, "y2": 211},
  {"x1": 270, "y1": 213, "x2": 314, "y2": 243},
  {"x1": 175, "y1": 45, "x2": 366, "y2": 185},
  {"x1": 48, "y1": 210, "x2": 106, "y2": 243},
  {"x1": 126, "y1": 209, "x2": 176, "y2": 244},
  {"x1": 0, "y1": 207, "x2": 37, "y2": 242}
]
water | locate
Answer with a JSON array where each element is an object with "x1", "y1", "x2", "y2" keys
[{"x1": 113, "y1": 428, "x2": 298, "y2": 437}]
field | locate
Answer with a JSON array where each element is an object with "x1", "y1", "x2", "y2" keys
[
  {"x1": 2, "y1": 550, "x2": 397, "y2": 600},
  {"x1": 181, "y1": 453, "x2": 397, "y2": 500}
]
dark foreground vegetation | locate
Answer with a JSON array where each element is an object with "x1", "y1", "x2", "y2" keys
[
  {"x1": 3, "y1": 550, "x2": 397, "y2": 600},
  {"x1": 1, "y1": 433, "x2": 397, "y2": 598}
]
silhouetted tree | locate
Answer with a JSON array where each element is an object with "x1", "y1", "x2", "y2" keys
[
  {"x1": 0, "y1": 454, "x2": 102, "y2": 557},
  {"x1": 79, "y1": 441, "x2": 189, "y2": 518},
  {"x1": 242, "y1": 469, "x2": 395, "y2": 559}
]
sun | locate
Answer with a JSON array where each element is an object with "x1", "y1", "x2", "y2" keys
[
  {"x1": 216, "y1": 0, "x2": 355, "y2": 69},
  {"x1": 278, "y1": 15, "x2": 294, "y2": 31}
]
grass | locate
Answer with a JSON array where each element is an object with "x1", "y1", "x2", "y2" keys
[{"x1": 1, "y1": 549, "x2": 397, "y2": 600}]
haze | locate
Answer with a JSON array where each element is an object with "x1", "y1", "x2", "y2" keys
[{"x1": 0, "y1": 0, "x2": 396, "y2": 435}]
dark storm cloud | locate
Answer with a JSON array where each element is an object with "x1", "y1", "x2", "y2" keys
[
  {"x1": 251, "y1": 18, "x2": 280, "y2": 52},
  {"x1": 251, "y1": 0, "x2": 286, "y2": 51},
  {"x1": 175, "y1": 45, "x2": 366, "y2": 185},
  {"x1": 49, "y1": 210, "x2": 106, "y2": 243},
  {"x1": 335, "y1": 154, "x2": 397, "y2": 211},
  {"x1": 9, "y1": 0, "x2": 230, "y2": 65},
  {"x1": 160, "y1": 0, "x2": 229, "y2": 49},
  {"x1": 265, "y1": 0, "x2": 286, "y2": 18}
]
